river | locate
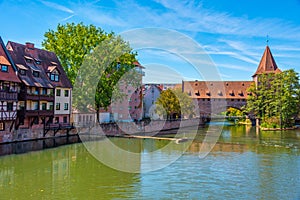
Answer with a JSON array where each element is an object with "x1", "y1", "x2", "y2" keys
[{"x1": 0, "y1": 122, "x2": 299, "y2": 199}]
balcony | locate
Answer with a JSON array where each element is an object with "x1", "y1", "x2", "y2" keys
[
  {"x1": 18, "y1": 109, "x2": 54, "y2": 117},
  {"x1": 0, "y1": 91, "x2": 18, "y2": 101},
  {"x1": 18, "y1": 91, "x2": 54, "y2": 101}
]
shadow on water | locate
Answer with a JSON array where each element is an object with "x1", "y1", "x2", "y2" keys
[{"x1": 0, "y1": 135, "x2": 81, "y2": 157}]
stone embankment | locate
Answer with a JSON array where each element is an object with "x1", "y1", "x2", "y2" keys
[{"x1": 0, "y1": 118, "x2": 203, "y2": 144}]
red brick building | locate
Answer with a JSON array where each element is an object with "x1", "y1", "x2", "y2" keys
[
  {"x1": 110, "y1": 61, "x2": 144, "y2": 122},
  {"x1": 182, "y1": 45, "x2": 281, "y2": 115}
]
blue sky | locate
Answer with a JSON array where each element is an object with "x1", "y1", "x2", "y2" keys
[{"x1": 1, "y1": 0, "x2": 300, "y2": 83}]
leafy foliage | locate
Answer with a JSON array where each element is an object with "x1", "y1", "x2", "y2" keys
[
  {"x1": 42, "y1": 22, "x2": 111, "y2": 85},
  {"x1": 226, "y1": 107, "x2": 245, "y2": 122},
  {"x1": 155, "y1": 89, "x2": 195, "y2": 120},
  {"x1": 43, "y1": 23, "x2": 140, "y2": 120},
  {"x1": 245, "y1": 69, "x2": 300, "y2": 128}
]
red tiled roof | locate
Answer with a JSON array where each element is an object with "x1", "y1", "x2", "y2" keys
[
  {"x1": 6, "y1": 41, "x2": 72, "y2": 88},
  {"x1": 0, "y1": 55, "x2": 10, "y2": 65},
  {"x1": 253, "y1": 46, "x2": 281, "y2": 76},
  {"x1": 0, "y1": 37, "x2": 21, "y2": 83},
  {"x1": 183, "y1": 81, "x2": 254, "y2": 99},
  {"x1": 133, "y1": 61, "x2": 145, "y2": 69}
]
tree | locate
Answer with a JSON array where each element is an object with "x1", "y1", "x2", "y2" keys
[
  {"x1": 226, "y1": 107, "x2": 245, "y2": 122},
  {"x1": 245, "y1": 69, "x2": 300, "y2": 128},
  {"x1": 155, "y1": 89, "x2": 195, "y2": 120},
  {"x1": 72, "y1": 35, "x2": 140, "y2": 121},
  {"x1": 43, "y1": 23, "x2": 140, "y2": 122},
  {"x1": 42, "y1": 22, "x2": 111, "y2": 85}
]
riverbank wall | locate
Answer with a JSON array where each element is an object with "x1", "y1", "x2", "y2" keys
[{"x1": 0, "y1": 118, "x2": 203, "y2": 144}]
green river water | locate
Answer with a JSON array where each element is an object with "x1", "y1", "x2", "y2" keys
[{"x1": 0, "y1": 122, "x2": 299, "y2": 199}]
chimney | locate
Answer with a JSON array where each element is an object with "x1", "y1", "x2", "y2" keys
[{"x1": 25, "y1": 42, "x2": 34, "y2": 49}]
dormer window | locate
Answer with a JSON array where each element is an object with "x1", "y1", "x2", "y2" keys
[
  {"x1": 16, "y1": 64, "x2": 28, "y2": 75},
  {"x1": 24, "y1": 56, "x2": 33, "y2": 63},
  {"x1": 1, "y1": 65, "x2": 8, "y2": 72},
  {"x1": 19, "y1": 69, "x2": 26, "y2": 75},
  {"x1": 50, "y1": 73, "x2": 59, "y2": 82},
  {"x1": 48, "y1": 67, "x2": 60, "y2": 82},
  {"x1": 33, "y1": 70, "x2": 39, "y2": 78},
  {"x1": 34, "y1": 58, "x2": 41, "y2": 65}
]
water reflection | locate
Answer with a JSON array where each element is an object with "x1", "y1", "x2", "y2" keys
[
  {"x1": 0, "y1": 142, "x2": 141, "y2": 199},
  {"x1": 0, "y1": 124, "x2": 299, "y2": 199}
]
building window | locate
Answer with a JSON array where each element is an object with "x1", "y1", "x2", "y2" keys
[
  {"x1": 1, "y1": 65, "x2": 8, "y2": 72},
  {"x1": 19, "y1": 69, "x2": 26, "y2": 75},
  {"x1": 55, "y1": 117, "x2": 59, "y2": 124},
  {"x1": 32, "y1": 71, "x2": 39, "y2": 78},
  {"x1": 0, "y1": 122, "x2": 4, "y2": 131},
  {"x1": 41, "y1": 103, "x2": 47, "y2": 110},
  {"x1": 64, "y1": 103, "x2": 68, "y2": 110},
  {"x1": 49, "y1": 89, "x2": 54, "y2": 96},
  {"x1": 7, "y1": 102, "x2": 13, "y2": 111},
  {"x1": 56, "y1": 103, "x2": 60, "y2": 110},
  {"x1": 64, "y1": 90, "x2": 69, "y2": 97},
  {"x1": 33, "y1": 87, "x2": 39, "y2": 95},
  {"x1": 49, "y1": 102, "x2": 54, "y2": 110},
  {"x1": 50, "y1": 73, "x2": 59, "y2": 82},
  {"x1": 41, "y1": 88, "x2": 47, "y2": 95},
  {"x1": 56, "y1": 89, "x2": 61, "y2": 96},
  {"x1": 33, "y1": 101, "x2": 39, "y2": 110},
  {"x1": 25, "y1": 58, "x2": 32, "y2": 63},
  {"x1": 78, "y1": 116, "x2": 81, "y2": 122},
  {"x1": 63, "y1": 116, "x2": 67, "y2": 123}
]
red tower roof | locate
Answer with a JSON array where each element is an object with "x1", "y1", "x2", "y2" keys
[{"x1": 253, "y1": 46, "x2": 281, "y2": 77}]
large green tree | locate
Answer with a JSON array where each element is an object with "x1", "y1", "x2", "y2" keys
[
  {"x1": 42, "y1": 22, "x2": 111, "y2": 85},
  {"x1": 155, "y1": 89, "x2": 195, "y2": 120},
  {"x1": 43, "y1": 23, "x2": 140, "y2": 121},
  {"x1": 245, "y1": 69, "x2": 300, "y2": 128}
]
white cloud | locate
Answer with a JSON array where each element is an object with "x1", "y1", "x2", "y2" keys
[
  {"x1": 40, "y1": 0, "x2": 74, "y2": 14},
  {"x1": 217, "y1": 63, "x2": 254, "y2": 72}
]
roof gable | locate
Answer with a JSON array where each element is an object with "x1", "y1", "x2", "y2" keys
[
  {"x1": 0, "y1": 37, "x2": 21, "y2": 83},
  {"x1": 253, "y1": 46, "x2": 281, "y2": 76}
]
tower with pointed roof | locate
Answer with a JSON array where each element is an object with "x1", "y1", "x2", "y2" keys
[{"x1": 252, "y1": 45, "x2": 281, "y2": 84}]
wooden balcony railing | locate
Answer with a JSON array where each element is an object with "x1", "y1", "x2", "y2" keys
[
  {"x1": 0, "y1": 91, "x2": 18, "y2": 101},
  {"x1": 18, "y1": 109, "x2": 54, "y2": 117},
  {"x1": 18, "y1": 90, "x2": 54, "y2": 101}
]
